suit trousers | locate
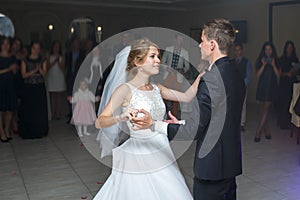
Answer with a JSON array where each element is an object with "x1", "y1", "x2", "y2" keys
[
  {"x1": 241, "y1": 91, "x2": 247, "y2": 126},
  {"x1": 193, "y1": 177, "x2": 237, "y2": 200}
]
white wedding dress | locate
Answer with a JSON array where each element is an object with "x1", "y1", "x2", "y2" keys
[{"x1": 93, "y1": 83, "x2": 193, "y2": 200}]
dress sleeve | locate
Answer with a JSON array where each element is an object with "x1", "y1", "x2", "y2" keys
[
  {"x1": 70, "y1": 92, "x2": 78, "y2": 103},
  {"x1": 88, "y1": 90, "x2": 96, "y2": 102}
]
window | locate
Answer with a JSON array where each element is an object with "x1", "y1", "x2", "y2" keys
[{"x1": 0, "y1": 13, "x2": 14, "y2": 37}]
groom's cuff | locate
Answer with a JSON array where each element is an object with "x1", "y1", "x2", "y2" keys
[
  {"x1": 154, "y1": 121, "x2": 168, "y2": 135},
  {"x1": 178, "y1": 120, "x2": 185, "y2": 125}
]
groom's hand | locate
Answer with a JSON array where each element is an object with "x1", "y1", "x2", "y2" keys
[
  {"x1": 130, "y1": 109, "x2": 153, "y2": 130},
  {"x1": 164, "y1": 111, "x2": 179, "y2": 124}
]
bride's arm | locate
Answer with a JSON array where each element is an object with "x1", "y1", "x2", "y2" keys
[
  {"x1": 158, "y1": 72, "x2": 203, "y2": 103},
  {"x1": 95, "y1": 84, "x2": 132, "y2": 129}
]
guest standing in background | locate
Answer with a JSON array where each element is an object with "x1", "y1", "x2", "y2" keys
[
  {"x1": 231, "y1": 43, "x2": 252, "y2": 131},
  {"x1": 11, "y1": 37, "x2": 23, "y2": 61},
  {"x1": 10, "y1": 37, "x2": 24, "y2": 134},
  {"x1": 278, "y1": 40, "x2": 299, "y2": 129},
  {"x1": 19, "y1": 41, "x2": 49, "y2": 139},
  {"x1": 46, "y1": 40, "x2": 66, "y2": 120},
  {"x1": 161, "y1": 34, "x2": 190, "y2": 117},
  {"x1": 87, "y1": 46, "x2": 102, "y2": 90},
  {"x1": 65, "y1": 36, "x2": 85, "y2": 123},
  {"x1": 84, "y1": 38, "x2": 95, "y2": 57},
  {"x1": 255, "y1": 41, "x2": 281, "y2": 142},
  {"x1": 162, "y1": 34, "x2": 190, "y2": 77},
  {"x1": 0, "y1": 37, "x2": 18, "y2": 142}
]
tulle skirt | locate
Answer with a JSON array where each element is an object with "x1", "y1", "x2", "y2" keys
[{"x1": 93, "y1": 133, "x2": 193, "y2": 200}]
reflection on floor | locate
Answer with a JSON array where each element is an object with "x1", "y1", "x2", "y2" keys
[{"x1": 1, "y1": 104, "x2": 300, "y2": 200}]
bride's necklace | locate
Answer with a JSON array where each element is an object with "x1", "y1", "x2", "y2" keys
[
  {"x1": 132, "y1": 82, "x2": 152, "y2": 90},
  {"x1": 143, "y1": 83, "x2": 152, "y2": 89},
  {"x1": 139, "y1": 83, "x2": 152, "y2": 90}
]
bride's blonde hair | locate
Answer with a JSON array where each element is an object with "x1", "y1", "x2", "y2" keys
[{"x1": 126, "y1": 38, "x2": 159, "y2": 72}]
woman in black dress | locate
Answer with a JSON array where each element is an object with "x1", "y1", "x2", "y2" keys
[
  {"x1": 11, "y1": 37, "x2": 25, "y2": 134},
  {"x1": 255, "y1": 41, "x2": 281, "y2": 142},
  {"x1": 19, "y1": 41, "x2": 48, "y2": 139},
  {"x1": 278, "y1": 41, "x2": 299, "y2": 129},
  {"x1": 0, "y1": 37, "x2": 18, "y2": 142}
]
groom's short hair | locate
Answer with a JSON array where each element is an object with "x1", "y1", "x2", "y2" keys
[{"x1": 202, "y1": 18, "x2": 235, "y2": 54}]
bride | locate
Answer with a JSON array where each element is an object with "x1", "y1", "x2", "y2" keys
[{"x1": 94, "y1": 38, "x2": 202, "y2": 200}]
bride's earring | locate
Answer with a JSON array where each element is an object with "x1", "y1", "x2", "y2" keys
[{"x1": 139, "y1": 68, "x2": 143, "y2": 71}]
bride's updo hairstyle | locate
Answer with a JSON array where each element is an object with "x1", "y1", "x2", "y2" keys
[{"x1": 126, "y1": 38, "x2": 159, "y2": 72}]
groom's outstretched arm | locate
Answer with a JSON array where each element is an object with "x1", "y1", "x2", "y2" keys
[{"x1": 167, "y1": 80, "x2": 211, "y2": 141}]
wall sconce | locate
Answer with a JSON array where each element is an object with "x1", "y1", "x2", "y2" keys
[
  {"x1": 70, "y1": 27, "x2": 74, "y2": 33},
  {"x1": 231, "y1": 20, "x2": 247, "y2": 43},
  {"x1": 97, "y1": 26, "x2": 102, "y2": 43},
  {"x1": 48, "y1": 24, "x2": 54, "y2": 31}
]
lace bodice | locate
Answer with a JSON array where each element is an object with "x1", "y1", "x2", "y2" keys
[
  {"x1": 24, "y1": 56, "x2": 45, "y2": 84},
  {"x1": 124, "y1": 83, "x2": 166, "y2": 137}
]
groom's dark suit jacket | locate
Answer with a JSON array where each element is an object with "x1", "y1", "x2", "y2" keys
[{"x1": 168, "y1": 57, "x2": 245, "y2": 180}]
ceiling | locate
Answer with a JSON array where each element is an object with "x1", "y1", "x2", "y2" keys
[{"x1": 3, "y1": 0, "x2": 253, "y2": 11}]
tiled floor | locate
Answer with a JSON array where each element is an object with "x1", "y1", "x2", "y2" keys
[{"x1": 1, "y1": 104, "x2": 300, "y2": 200}]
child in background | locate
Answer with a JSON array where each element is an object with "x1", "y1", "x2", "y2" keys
[{"x1": 69, "y1": 79, "x2": 100, "y2": 137}]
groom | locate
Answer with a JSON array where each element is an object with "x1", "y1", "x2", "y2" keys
[{"x1": 131, "y1": 18, "x2": 245, "y2": 200}]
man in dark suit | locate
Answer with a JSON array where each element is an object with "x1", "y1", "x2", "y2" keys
[
  {"x1": 65, "y1": 36, "x2": 85, "y2": 122},
  {"x1": 231, "y1": 43, "x2": 252, "y2": 132},
  {"x1": 131, "y1": 18, "x2": 245, "y2": 200}
]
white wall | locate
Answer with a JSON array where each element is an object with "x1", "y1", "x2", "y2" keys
[{"x1": 273, "y1": 3, "x2": 300, "y2": 54}]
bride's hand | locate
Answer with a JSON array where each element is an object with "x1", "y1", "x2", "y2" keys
[
  {"x1": 130, "y1": 109, "x2": 153, "y2": 130},
  {"x1": 117, "y1": 108, "x2": 139, "y2": 122}
]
